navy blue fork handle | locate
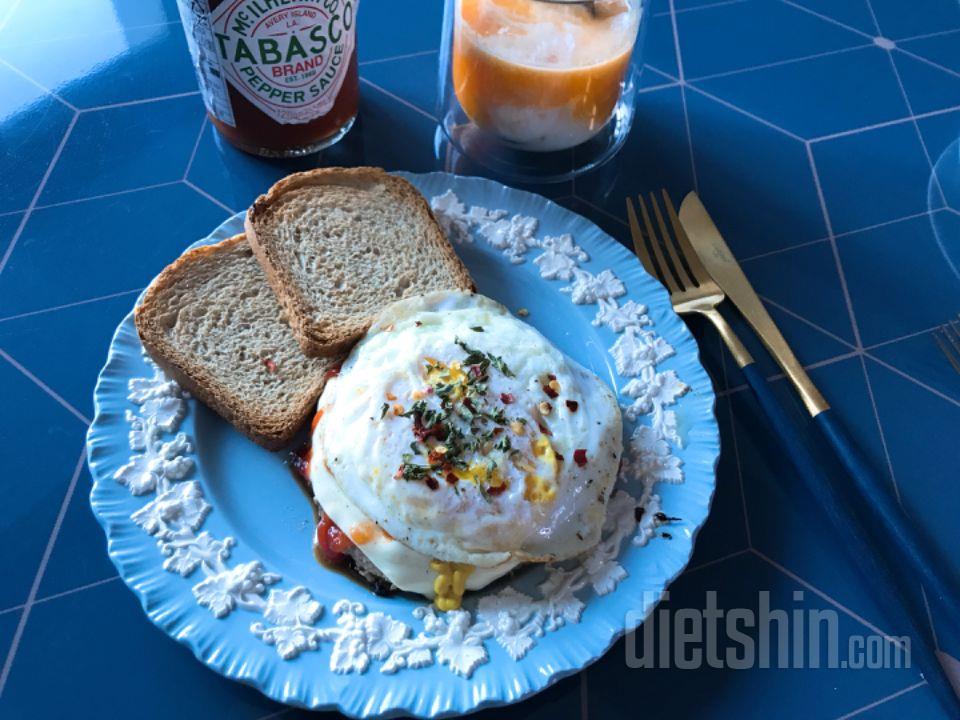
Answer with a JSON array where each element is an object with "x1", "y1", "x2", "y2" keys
[
  {"x1": 740, "y1": 363, "x2": 960, "y2": 716},
  {"x1": 815, "y1": 409, "x2": 960, "y2": 624}
]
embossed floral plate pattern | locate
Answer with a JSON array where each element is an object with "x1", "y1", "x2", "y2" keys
[{"x1": 87, "y1": 172, "x2": 720, "y2": 718}]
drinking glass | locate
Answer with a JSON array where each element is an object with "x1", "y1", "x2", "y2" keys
[{"x1": 437, "y1": 0, "x2": 647, "y2": 182}]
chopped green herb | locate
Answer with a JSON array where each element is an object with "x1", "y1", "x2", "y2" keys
[
  {"x1": 380, "y1": 403, "x2": 389, "y2": 419},
  {"x1": 471, "y1": 326, "x2": 484, "y2": 332}
]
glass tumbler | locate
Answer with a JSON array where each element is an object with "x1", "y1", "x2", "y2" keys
[{"x1": 437, "y1": 0, "x2": 647, "y2": 182}]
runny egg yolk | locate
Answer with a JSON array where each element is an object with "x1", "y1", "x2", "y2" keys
[
  {"x1": 523, "y1": 437, "x2": 558, "y2": 503},
  {"x1": 425, "y1": 358, "x2": 468, "y2": 399},
  {"x1": 431, "y1": 560, "x2": 475, "y2": 611},
  {"x1": 453, "y1": 461, "x2": 506, "y2": 489}
]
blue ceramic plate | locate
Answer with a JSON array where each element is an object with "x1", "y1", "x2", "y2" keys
[{"x1": 87, "y1": 172, "x2": 719, "y2": 718}]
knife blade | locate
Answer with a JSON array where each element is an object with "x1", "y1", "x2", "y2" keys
[{"x1": 677, "y1": 192, "x2": 829, "y2": 416}]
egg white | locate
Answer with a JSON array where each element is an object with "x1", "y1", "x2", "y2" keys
[{"x1": 310, "y1": 291, "x2": 622, "y2": 594}]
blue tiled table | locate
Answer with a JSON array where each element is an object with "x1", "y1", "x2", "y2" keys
[{"x1": 1, "y1": 0, "x2": 959, "y2": 718}]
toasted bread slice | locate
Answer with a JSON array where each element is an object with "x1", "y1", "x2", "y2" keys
[
  {"x1": 135, "y1": 234, "x2": 338, "y2": 449},
  {"x1": 245, "y1": 167, "x2": 474, "y2": 357}
]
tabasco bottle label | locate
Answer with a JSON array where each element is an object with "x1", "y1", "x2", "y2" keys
[{"x1": 185, "y1": 0, "x2": 358, "y2": 126}]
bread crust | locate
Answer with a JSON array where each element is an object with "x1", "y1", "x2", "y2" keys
[
  {"x1": 245, "y1": 167, "x2": 474, "y2": 357},
  {"x1": 135, "y1": 234, "x2": 333, "y2": 450}
]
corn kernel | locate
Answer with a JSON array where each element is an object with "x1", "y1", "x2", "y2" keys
[
  {"x1": 392, "y1": 404, "x2": 404, "y2": 416},
  {"x1": 510, "y1": 420, "x2": 526, "y2": 436},
  {"x1": 539, "y1": 401, "x2": 553, "y2": 415}
]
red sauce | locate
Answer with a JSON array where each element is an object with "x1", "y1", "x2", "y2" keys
[{"x1": 316, "y1": 512, "x2": 354, "y2": 563}]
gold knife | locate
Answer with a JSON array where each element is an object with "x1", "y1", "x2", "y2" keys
[{"x1": 677, "y1": 192, "x2": 829, "y2": 416}]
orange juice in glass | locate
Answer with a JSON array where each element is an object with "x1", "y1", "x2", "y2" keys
[{"x1": 439, "y1": 0, "x2": 643, "y2": 179}]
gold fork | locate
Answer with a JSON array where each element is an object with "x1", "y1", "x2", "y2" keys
[
  {"x1": 625, "y1": 190, "x2": 960, "y2": 717},
  {"x1": 625, "y1": 191, "x2": 754, "y2": 371},
  {"x1": 934, "y1": 314, "x2": 960, "y2": 374}
]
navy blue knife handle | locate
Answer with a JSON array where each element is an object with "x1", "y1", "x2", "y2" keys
[
  {"x1": 740, "y1": 363, "x2": 960, "y2": 715},
  {"x1": 815, "y1": 409, "x2": 960, "y2": 614}
]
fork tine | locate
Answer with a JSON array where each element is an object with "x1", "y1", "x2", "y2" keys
[
  {"x1": 637, "y1": 195, "x2": 681, "y2": 294},
  {"x1": 649, "y1": 192, "x2": 695, "y2": 290},
  {"x1": 947, "y1": 318, "x2": 960, "y2": 350},
  {"x1": 625, "y1": 197, "x2": 658, "y2": 282},
  {"x1": 662, "y1": 189, "x2": 713, "y2": 287},
  {"x1": 935, "y1": 331, "x2": 960, "y2": 374}
]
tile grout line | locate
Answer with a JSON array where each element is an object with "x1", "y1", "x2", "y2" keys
[
  {"x1": 684, "y1": 548, "x2": 752, "y2": 576},
  {"x1": 751, "y1": 548, "x2": 905, "y2": 645},
  {"x1": 863, "y1": 352, "x2": 960, "y2": 409},
  {"x1": 183, "y1": 179, "x2": 236, "y2": 215},
  {"x1": 809, "y1": 103, "x2": 960, "y2": 144},
  {"x1": 359, "y1": 76, "x2": 437, "y2": 122},
  {"x1": 739, "y1": 237, "x2": 830, "y2": 263},
  {"x1": 865, "y1": 323, "x2": 944, "y2": 350},
  {"x1": 32, "y1": 181, "x2": 182, "y2": 212},
  {"x1": 894, "y1": 45, "x2": 960, "y2": 81},
  {"x1": 898, "y1": 26, "x2": 960, "y2": 43},
  {"x1": 0, "y1": 57, "x2": 77, "y2": 112},
  {"x1": 0, "y1": 348, "x2": 91, "y2": 425},
  {"x1": 834, "y1": 681, "x2": 927, "y2": 720},
  {"x1": 865, "y1": 0, "x2": 948, "y2": 209},
  {"x1": 0, "y1": 19, "x2": 183, "y2": 51},
  {"x1": 684, "y1": 83, "x2": 806, "y2": 142},
  {"x1": 778, "y1": 0, "x2": 874, "y2": 42},
  {"x1": 756, "y1": 295, "x2": 859, "y2": 350},
  {"x1": 0, "y1": 447, "x2": 87, "y2": 698},
  {"x1": 804, "y1": 143, "x2": 864, "y2": 349},
  {"x1": 687, "y1": 43, "x2": 874, "y2": 83},
  {"x1": 183, "y1": 115, "x2": 209, "y2": 181},
  {"x1": 855, "y1": 353, "x2": 904, "y2": 502},
  {"x1": 920, "y1": 585, "x2": 942, "y2": 651},
  {"x1": 653, "y1": 0, "x2": 748, "y2": 18},
  {"x1": 80, "y1": 90, "x2": 201, "y2": 114},
  {"x1": 0, "y1": 287, "x2": 144, "y2": 324},
  {"x1": 668, "y1": 0, "x2": 699, "y2": 192},
  {"x1": 833, "y1": 208, "x2": 941, "y2": 239},
  {"x1": 0, "y1": 111, "x2": 78, "y2": 278},
  {"x1": 0, "y1": 575, "x2": 122, "y2": 618},
  {"x1": 359, "y1": 48, "x2": 438, "y2": 66}
]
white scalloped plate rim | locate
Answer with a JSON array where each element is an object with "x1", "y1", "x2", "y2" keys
[{"x1": 87, "y1": 171, "x2": 720, "y2": 718}]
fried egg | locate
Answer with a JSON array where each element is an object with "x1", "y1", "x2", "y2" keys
[{"x1": 310, "y1": 291, "x2": 622, "y2": 607}]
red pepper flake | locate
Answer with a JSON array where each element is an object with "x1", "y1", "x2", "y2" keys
[
  {"x1": 554, "y1": 451, "x2": 564, "y2": 463},
  {"x1": 425, "y1": 476, "x2": 439, "y2": 491},
  {"x1": 323, "y1": 366, "x2": 341, "y2": 381},
  {"x1": 445, "y1": 472, "x2": 458, "y2": 485},
  {"x1": 488, "y1": 484, "x2": 507, "y2": 496},
  {"x1": 543, "y1": 383, "x2": 558, "y2": 399},
  {"x1": 263, "y1": 358, "x2": 278, "y2": 373},
  {"x1": 573, "y1": 449, "x2": 588, "y2": 467},
  {"x1": 537, "y1": 422, "x2": 553, "y2": 437},
  {"x1": 394, "y1": 465, "x2": 404, "y2": 479},
  {"x1": 469, "y1": 365, "x2": 485, "y2": 379},
  {"x1": 565, "y1": 400, "x2": 579, "y2": 412},
  {"x1": 500, "y1": 392, "x2": 515, "y2": 404},
  {"x1": 425, "y1": 386, "x2": 434, "y2": 395},
  {"x1": 415, "y1": 321, "x2": 423, "y2": 327}
]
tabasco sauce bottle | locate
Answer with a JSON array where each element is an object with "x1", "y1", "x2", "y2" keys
[{"x1": 177, "y1": 0, "x2": 359, "y2": 157}]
